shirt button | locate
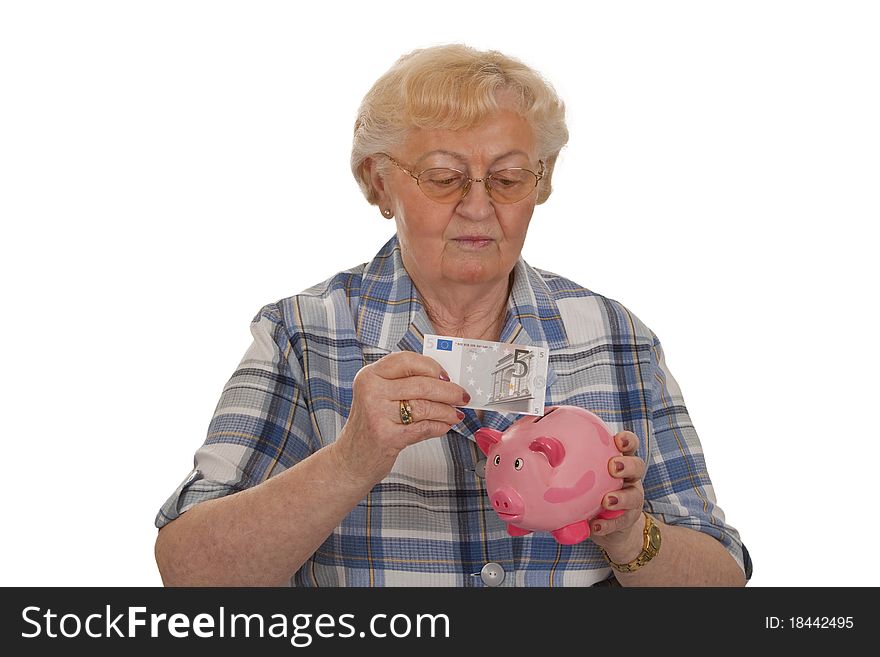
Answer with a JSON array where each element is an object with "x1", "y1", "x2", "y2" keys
[
  {"x1": 474, "y1": 459, "x2": 487, "y2": 478},
  {"x1": 480, "y1": 562, "x2": 505, "y2": 587}
]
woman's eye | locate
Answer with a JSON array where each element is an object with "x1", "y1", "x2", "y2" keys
[
  {"x1": 491, "y1": 170, "x2": 527, "y2": 187},
  {"x1": 421, "y1": 170, "x2": 463, "y2": 187}
]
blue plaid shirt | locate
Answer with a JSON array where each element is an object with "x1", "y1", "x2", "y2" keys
[{"x1": 157, "y1": 234, "x2": 750, "y2": 586}]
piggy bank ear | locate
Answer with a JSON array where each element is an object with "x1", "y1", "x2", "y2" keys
[
  {"x1": 529, "y1": 436, "x2": 566, "y2": 467},
  {"x1": 475, "y1": 428, "x2": 503, "y2": 456}
]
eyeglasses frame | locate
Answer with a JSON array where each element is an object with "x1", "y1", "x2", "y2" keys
[{"x1": 378, "y1": 153, "x2": 545, "y2": 204}]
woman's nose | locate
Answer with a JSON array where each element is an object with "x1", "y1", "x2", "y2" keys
[{"x1": 457, "y1": 178, "x2": 494, "y2": 219}]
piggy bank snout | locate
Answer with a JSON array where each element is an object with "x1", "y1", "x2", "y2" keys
[{"x1": 491, "y1": 487, "x2": 525, "y2": 518}]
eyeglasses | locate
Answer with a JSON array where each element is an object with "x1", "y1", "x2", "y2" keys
[{"x1": 379, "y1": 153, "x2": 544, "y2": 204}]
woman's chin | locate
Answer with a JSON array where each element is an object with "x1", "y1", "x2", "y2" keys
[{"x1": 445, "y1": 261, "x2": 499, "y2": 285}]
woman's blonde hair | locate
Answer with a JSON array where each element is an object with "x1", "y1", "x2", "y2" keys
[{"x1": 351, "y1": 44, "x2": 568, "y2": 205}]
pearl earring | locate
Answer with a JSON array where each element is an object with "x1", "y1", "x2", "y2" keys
[{"x1": 382, "y1": 208, "x2": 393, "y2": 218}]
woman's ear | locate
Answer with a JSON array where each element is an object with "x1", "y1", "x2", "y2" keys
[
  {"x1": 536, "y1": 153, "x2": 558, "y2": 205},
  {"x1": 365, "y1": 156, "x2": 391, "y2": 209}
]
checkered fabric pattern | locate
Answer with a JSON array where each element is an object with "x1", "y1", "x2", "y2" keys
[{"x1": 156, "y1": 234, "x2": 750, "y2": 586}]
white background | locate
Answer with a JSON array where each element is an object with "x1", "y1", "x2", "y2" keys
[{"x1": 1, "y1": 1, "x2": 877, "y2": 587}]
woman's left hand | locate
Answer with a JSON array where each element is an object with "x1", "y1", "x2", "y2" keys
[{"x1": 590, "y1": 431, "x2": 647, "y2": 557}]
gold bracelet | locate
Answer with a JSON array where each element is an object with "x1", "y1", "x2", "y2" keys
[{"x1": 600, "y1": 513, "x2": 662, "y2": 573}]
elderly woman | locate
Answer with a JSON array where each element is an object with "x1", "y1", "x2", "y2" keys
[{"x1": 155, "y1": 44, "x2": 750, "y2": 587}]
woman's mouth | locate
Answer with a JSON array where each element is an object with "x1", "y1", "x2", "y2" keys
[{"x1": 453, "y1": 237, "x2": 493, "y2": 249}]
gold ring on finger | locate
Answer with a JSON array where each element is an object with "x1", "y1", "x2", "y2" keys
[{"x1": 399, "y1": 399, "x2": 414, "y2": 425}]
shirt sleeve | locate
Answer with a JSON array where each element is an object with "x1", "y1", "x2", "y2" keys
[
  {"x1": 641, "y1": 333, "x2": 752, "y2": 580},
  {"x1": 155, "y1": 303, "x2": 316, "y2": 529}
]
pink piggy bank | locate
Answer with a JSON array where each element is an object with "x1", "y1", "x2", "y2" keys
[{"x1": 475, "y1": 405, "x2": 626, "y2": 545}]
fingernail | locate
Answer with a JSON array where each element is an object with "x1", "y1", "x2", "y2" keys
[
  {"x1": 614, "y1": 460, "x2": 624, "y2": 473},
  {"x1": 606, "y1": 495, "x2": 618, "y2": 508},
  {"x1": 463, "y1": 392, "x2": 471, "y2": 404},
  {"x1": 456, "y1": 410, "x2": 465, "y2": 421},
  {"x1": 593, "y1": 522, "x2": 602, "y2": 533},
  {"x1": 620, "y1": 437, "x2": 630, "y2": 449},
  {"x1": 439, "y1": 371, "x2": 450, "y2": 382}
]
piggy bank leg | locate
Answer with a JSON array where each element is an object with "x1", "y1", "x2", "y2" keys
[
  {"x1": 506, "y1": 524, "x2": 533, "y2": 537},
  {"x1": 596, "y1": 509, "x2": 625, "y2": 520},
  {"x1": 551, "y1": 520, "x2": 590, "y2": 545}
]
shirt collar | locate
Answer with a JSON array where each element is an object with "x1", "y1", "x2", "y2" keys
[{"x1": 356, "y1": 233, "x2": 568, "y2": 357}]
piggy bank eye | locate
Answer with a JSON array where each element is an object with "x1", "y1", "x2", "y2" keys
[
  {"x1": 493, "y1": 455, "x2": 501, "y2": 466},
  {"x1": 514, "y1": 458, "x2": 524, "y2": 471}
]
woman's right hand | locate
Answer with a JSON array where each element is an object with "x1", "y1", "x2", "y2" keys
[{"x1": 331, "y1": 351, "x2": 470, "y2": 485}]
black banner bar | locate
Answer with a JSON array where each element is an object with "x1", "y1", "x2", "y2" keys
[{"x1": 1, "y1": 587, "x2": 868, "y2": 654}]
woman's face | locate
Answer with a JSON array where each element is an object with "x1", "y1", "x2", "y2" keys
[{"x1": 374, "y1": 109, "x2": 540, "y2": 294}]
